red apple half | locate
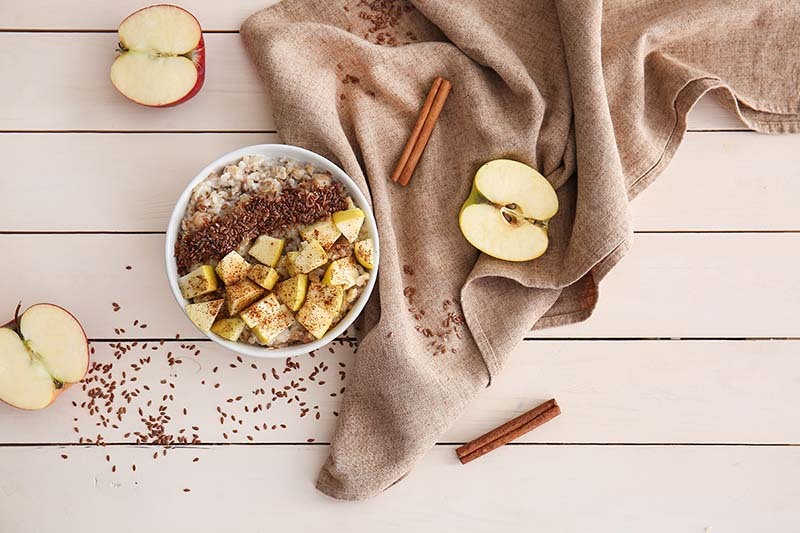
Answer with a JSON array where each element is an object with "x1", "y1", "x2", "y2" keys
[
  {"x1": 110, "y1": 4, "x2": 205, "y2": 107},
  {"x1": 0, "y1": 304, "x2": 89, "y2": 410}
]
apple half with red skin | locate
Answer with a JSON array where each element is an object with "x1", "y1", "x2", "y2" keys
[
  {"x1": 459, "y1": 159, "x2": 559, "y2": 261},
  {"x1": 110, "y1": 4, "x2": 205, "y2": 107},
  {"x1": 0, "y1": 304, "x2": 89, "y2": 410}
]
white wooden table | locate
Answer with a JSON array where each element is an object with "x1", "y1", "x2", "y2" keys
[{"x1": 1, "y1": 2, "x2": 799, "y2": 531}]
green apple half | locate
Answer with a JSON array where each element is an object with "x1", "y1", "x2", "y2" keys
[{"x1": 459, "y1": 159, "x2": 558, "y2": 262}]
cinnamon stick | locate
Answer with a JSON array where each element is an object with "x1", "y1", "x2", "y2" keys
[
  {"x1": 456, "y1": 399, "x2": 560, "y2": 464},
  {"x1": 398, "y1": 78, "x2": 451, "y2": 186},
  {"x1": 390, "y1": 77, "x2": 443, "y2": 182}
]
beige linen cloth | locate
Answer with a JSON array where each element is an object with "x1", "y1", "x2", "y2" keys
[{"x1": 242, "y1": 0, "x2": 800, "y2": 499}]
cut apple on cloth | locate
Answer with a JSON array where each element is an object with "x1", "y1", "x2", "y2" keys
[
  {"x1": 0, "y1": 304, "x2": 89, "y2": 410},
  {"x1": 459, "y1": 159, "x2": 558, "y2": 262},
  {"x1": 110, "y1": 4, "x2": 205, "y2": 107}
]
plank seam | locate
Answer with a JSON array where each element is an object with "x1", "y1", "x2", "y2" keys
[
  {"x1": 0, "y1": 442, "x2": 796, "y2": 447},
  {"x1": 85, "y1": 337, "x2": 800, "y2": 343},
  {"x1": 0, "y1": 130, "x2": 279, "y2": 134},
  {"x1": 4, "y1": 230, "x2": 798, "y2": 235}
]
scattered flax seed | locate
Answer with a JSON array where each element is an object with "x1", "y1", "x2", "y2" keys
[
  {"x1": 307, "y1": 438, "x2": 315, "y2": 443},
  {"x1": 125, "y1": 265, "x2": 132, "y2": 270},
  {"x1": 193, "y1": 457, "x2": 199, "y2": 463},
  {"x1": 61, "y1": 454, "x2": 68, "y2": 460},
  {"x1": 183, "y1": 488, "x2": 191, "y2": 493}
]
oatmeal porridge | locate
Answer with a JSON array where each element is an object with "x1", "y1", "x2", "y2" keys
[{"x1": 174, "y1": 155, "x2": 373, "y2": 347}]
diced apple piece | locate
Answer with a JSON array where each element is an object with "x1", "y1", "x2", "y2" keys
[
  {"x1": 215, "y1": 251, "x2": 252, "y2": 285},
  {"x1": 332, "y1": 209, "x2": 365, "y2": 243},
  {"x1": 240, "y1": 294, "x2": 282, "y2": 329},
  {"x1": 275, "y1": 274, "x2": 309, "y2": 312},
  {"x1": 248, "y1": 264, "x2": 280, "y2": 290},
  {"x1": 178, "y1": 265, "x2": 218, "y2": 299},
  {"x1": 354, "y1": 239, "x2": 374, "y2": 269},
  {"x1": 225, "y1": 279, "x2": 264, "y2": 316},
  {"x1": 306, "y1": 282, "x2": 343, "y2": 316},
  {"x1": 323, "y1": 256, "x2": 360, "y2": 289},
  {"x1": 252, "y1": 305, "x2": 294, "y2": 345},
  {"x1": 294, "y1": 240, "x2": 328, "y2": 274},
  {"x1": 284, "y1": 251, "x2": 301, "y2": 277},
  {"x1": 248, "y1": 235, "x2": 285, "y2": 267},
  {"x1": 184, "y1": 299, "x2": 224, "y2": 332},
  {"x1": 296, "y1": 304, "x2": 334, "y2": 340},
  {"x1": 210, "y1": 317, "x2": 246, "y2": 342},
  {"x1": 300, "y1": 217, "x2": 341, "y2": 249}
]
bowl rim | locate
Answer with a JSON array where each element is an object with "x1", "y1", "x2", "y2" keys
[{"x1": 164, "y1": 143, "x2": 379, "y2": 359}]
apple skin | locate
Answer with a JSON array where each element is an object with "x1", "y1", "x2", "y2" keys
[
  {"x1": 111, "y1": 4, "x2": 206, "y2": 108},
  {"x1": 0, "y1": 303, "x2": 90, "y2": 411}
]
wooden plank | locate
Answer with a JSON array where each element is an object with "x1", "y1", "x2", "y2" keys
[
  {"x1": 631, "y1": 132, "x2": 800, "y2": 231},
  {"x1": 0, "y1": 339, "x2": 798, "y2": 445},
  {"x1": 0, "y1": 33, "x2": 747, "y2": 132},
  {"x1": 0, "y1": 445, "x2": 797, "y2": 532},
  {"x1": 0, "y1": 233, "x2": 796, "y2": 340},
  {"x1": 0, "y1": 0, "x2": 279, "y2": 32},
  {"x1": 1, "y1": 131, "x2": 796, "y2": 232},
  {"x1": 0, "y1": 133, "x2": 279, "y2": 232},
  {"x1": 689, "y1": 95, "x2": 749, "y2": 130},
  {"x1": 531, "y1": 232, "x2": 800, "y2": 339},
  {"x1": 0, "y1": 34, "x2": 272, "y2": 132}
]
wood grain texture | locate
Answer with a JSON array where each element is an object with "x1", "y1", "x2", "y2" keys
[
  {"x1": 631, "y1": 132, "x2": 800, "y2": 231},
  {"x1": 1, "y1": 339, "x2": 797, "y2": 445},
  {"x1": 0, "y1": 33, "x2": 747, "y2": 132},
  {"x1": 0, "y1": 0, "x2": 280, "y2": 31},
  {"x1": 530, "y1": 232, "x2": 800, "y2": 339},
  {"x1": 0, "y1": 133, "x2": 280, "y2": 231},
  {"x1": 0, "y1": 1, "x2": 796, "y2": 526},
  {"x1": 1, "y1": 445, "x2": 798, "y2": 532},
  {"x1": 0, "y1": 34, "x2": 272, "y2": 132},
  {"x1": 1, "y1": 131, "x2": 795, "y2": 232},
  {"x1": 0, "y1": 233, "x2": 796, "y2": 340}
]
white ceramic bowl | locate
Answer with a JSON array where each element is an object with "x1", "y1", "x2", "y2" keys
[{"x1": 165, "y1": 144, "x2": 379, "y2": 359}]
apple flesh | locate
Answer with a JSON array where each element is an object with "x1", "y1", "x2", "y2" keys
[
  {"x1": 110, "y1": 4, "x2": 205, "y2": 107},
  {"x1": 459, "y1": 159, "x2": 558, "y2": 262},
  {"x1": 0, "y1": 304, "x2": 89, "y2": 410}
]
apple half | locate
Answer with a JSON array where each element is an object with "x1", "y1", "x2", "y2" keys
[
  {"x1": 0, "y1": 304, "x2": 89, "y2": 410},
  {"x1": 459, "y1": 159, "x2": 558, "y2": 262},
  {"x1": 110, "y1": 4, "x2": 205, "y2": 107}
]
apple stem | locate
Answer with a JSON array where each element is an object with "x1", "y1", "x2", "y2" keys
[{"x1": 6, "y1": 301, "x2": 23, "y2": 333}]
